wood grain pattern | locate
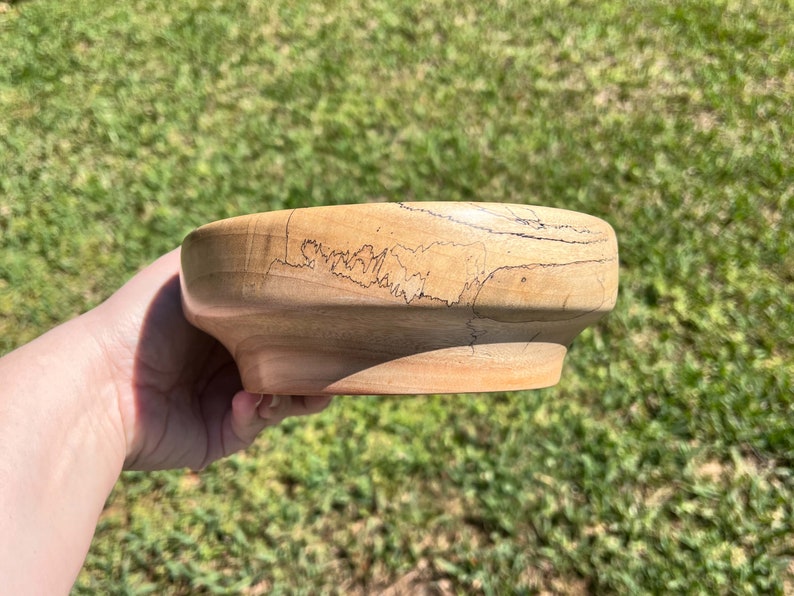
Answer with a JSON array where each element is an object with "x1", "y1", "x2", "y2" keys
[{"x1": 180, "y1": 202, "x2": 618, "y2": 395}]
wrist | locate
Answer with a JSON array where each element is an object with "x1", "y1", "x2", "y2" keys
[
  {"x1": 78, "y1": 302, "x2": 138, "y2": 470},
  {"x1": 0, "y1": 312, "x2": 127, "y2": 592},
  {"x1": 81, "y1": 247, "x2": 184, "y2": 470},
  {"x1": 75, "y1": 308, "x2": 131, "y2": 472}
]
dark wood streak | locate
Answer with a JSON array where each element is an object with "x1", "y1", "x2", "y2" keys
[{"x1": 397, "y1": 202, "x2": 609, "y2": 245}]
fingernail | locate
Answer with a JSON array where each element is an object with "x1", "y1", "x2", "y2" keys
[
  {"x1": 255, "y1": 394, "x2": 265, "y2": 408},
  {"x1": 270, "y1": 395, "x2": 281, "y2": 408}
]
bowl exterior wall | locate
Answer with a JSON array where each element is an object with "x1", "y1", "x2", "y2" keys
[{"x1": 181, "y1": 202, "x2": 618, "y2": 394}]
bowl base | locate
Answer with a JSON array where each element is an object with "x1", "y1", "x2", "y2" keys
[{"x1": 237, "y1": 341, "x2": 567, "y2": 396}]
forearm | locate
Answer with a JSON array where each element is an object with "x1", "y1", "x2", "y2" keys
[
  {"x1": 0, "y1": 247, "x2": 329, "y2": 592},
  {"x1": 0, "y1": 313, "x2": 125, "y2": 594}
]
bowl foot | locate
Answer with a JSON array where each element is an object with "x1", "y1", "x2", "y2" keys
[{"x1": 237, "y1": 341, "x2": 567, "y2": 395}]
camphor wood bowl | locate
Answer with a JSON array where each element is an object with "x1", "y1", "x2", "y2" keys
[{"x1": 180, "y1": 202, "x2": 618, "y2": 395}]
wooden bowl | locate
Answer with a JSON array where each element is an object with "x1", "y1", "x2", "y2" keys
[{"x1": 180, "y1": 202, "x2": 618, "y2": 395}]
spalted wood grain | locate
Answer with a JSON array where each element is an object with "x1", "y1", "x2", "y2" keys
[{"x1": 180, "y1": 202, "x2": 618, "y2": 395}]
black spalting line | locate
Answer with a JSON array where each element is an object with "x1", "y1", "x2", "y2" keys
[
  {"x1": 263, "y1": 208, "x2": 614, "y2": 348},
  {"x1": 397, "y1": 202, "x2": 608, "y2": 245},
  {"x1": 282, "y1": 237, "x2": 612, "y2": 311},
  {"x1": 298, "y1": 238, "x2": 441, "y2": 305},
  {"x1": 499, "y1": 204, "x2": 602, "y2": 237},
  {"x1": 244, "y1": 208, "x2": 616, "y2": 350},
  {"x1": 467, "y1": 262, "x2": 613, "y2": 325}
]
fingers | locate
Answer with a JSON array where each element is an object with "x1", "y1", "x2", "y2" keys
[
  {"x1": 228, "y1": 392, "x2": 334, "y2": 451},
  {"x1": 257, "y1": 393, "x2": 287, "y2": 420},
  {"x1": 229, "y1": 391, "x2": 270, "y2": 446},
  {"x1": 257, "y1": 394, "x2": 334, "y2": 422}
]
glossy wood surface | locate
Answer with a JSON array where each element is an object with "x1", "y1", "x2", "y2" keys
[{"x1": 180, "y1": 202, "x2": 618, "y2": 395}]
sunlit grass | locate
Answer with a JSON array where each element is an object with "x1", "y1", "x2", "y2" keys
[{"x1": 1, "y1": 0, "x2": 792, "y2": 592}]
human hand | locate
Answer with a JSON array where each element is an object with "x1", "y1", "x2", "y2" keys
[{"x1": 89, "y1": 248, "x2": 332, "y2": 471}]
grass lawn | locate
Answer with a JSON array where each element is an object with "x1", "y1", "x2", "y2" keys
[{"x1": 1, "y1": 0, "x2": 792, "y2": 593}]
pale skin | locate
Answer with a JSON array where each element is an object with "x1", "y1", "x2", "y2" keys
[{"x1": 0, "y1": 248, "x2": 332, "y2": 593}]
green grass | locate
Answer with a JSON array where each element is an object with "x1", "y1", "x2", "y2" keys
[{"x1": 2, "y1": 0, "x2": 792, "y2": 593}]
